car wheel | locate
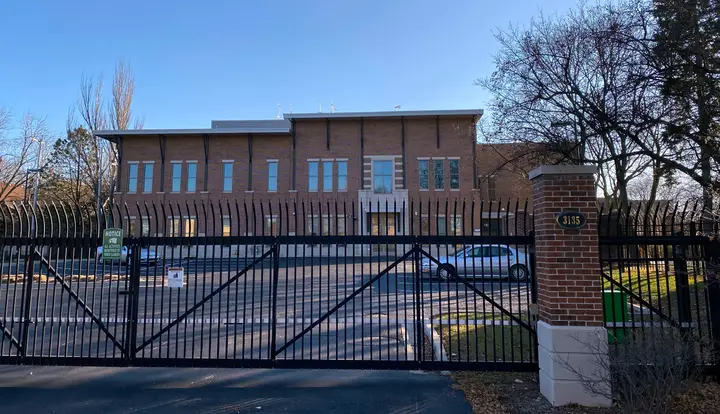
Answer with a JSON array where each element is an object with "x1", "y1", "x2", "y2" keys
[
  {"x1": 509, "y1": 265, "x2": 529, "y2": 281},
  {"x1": 436, "y1": 264, "x2": 455, "y2": 281}
]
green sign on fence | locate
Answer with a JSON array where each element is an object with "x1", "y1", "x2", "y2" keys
[{"x1": 102, "y1": 228, "x2": 124, "y2": 260}]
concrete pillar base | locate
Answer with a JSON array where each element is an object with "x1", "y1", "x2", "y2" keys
[{"x1": 537, "y1": 321, "x2": 612, "y2": 407}]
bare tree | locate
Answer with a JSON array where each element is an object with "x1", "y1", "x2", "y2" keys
[
  {"x1": 477, "y1": 0, "x2": 676, "y2": 211},
  {"x1": 0, "y1": 110, "x2": 51, "y2": 202},
  {"x1": 109, "y1": 59, "x2": 135, "y2": 130},
  {"x1": 51, "y1": 59, "x2": 142, "y2": 209}
]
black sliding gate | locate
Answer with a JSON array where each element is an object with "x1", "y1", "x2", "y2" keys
[{"x1": 1, "y1": 200, "x2": 537, "y2": 371}]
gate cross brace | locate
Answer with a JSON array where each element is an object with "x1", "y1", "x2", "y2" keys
[
  {"x1": 0, "y1": 320, "x2": 21, "y2": 350},
  {"x1": 602, "y1": 272, "x2": 681, "y2": 329},
  {"x1": 34, "y1": 250, "x2": 126, "y2": 354},
  {"x1": 135, "y1": 248, "x2": 274, "y2": 352},
  {"x1": 273, "y1": 249, "x2": 415, "y2": 357},
  {"x1": 419, "y1": 248, "x2": 536, "y2": 333}
]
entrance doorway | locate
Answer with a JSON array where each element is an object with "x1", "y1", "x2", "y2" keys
[{"x1": 369, "y1": 213, "x2": 399, "y2": 253}]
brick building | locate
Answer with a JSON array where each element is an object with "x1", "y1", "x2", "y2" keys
[{"x1": 95, "y1": 109, "x2": 532, "y2": 240}]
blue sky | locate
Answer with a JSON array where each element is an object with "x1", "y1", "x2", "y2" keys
[{"x1": 0, "y1": 0, "x2": 579, "y2": 134}]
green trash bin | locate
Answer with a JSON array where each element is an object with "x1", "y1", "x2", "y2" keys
[{"x1": 603, "y1": 290, "x2": 629, "y2": 343}]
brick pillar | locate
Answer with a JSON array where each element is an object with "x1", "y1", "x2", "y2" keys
[{"x1": 529, "y1": 165, "x2": 611, "y2": 407}]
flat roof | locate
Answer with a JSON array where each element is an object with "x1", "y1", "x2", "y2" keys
[
  {"x1": 94, "y1": 126, "x2": 291, "y2": 140},
  {"x1": 284, "y1": 109, "x2": 483, "y2": 120},
  {"x1": 94, "y1": 108, "x2": 483, "y2": 140}
]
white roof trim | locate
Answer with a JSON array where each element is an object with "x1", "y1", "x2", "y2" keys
[
  {"x1": 94, "y1": 127, "x2": 290, "y2": 137},
  {"x1": 284, "y1": 109, "x2": 483, "y2": 120}
]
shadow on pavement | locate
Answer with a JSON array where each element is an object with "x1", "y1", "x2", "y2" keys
[{"x1": 0, "y1": 366, "x2": 471, "y2": 413}]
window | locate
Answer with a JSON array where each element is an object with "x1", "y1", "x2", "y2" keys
[
  {"x1": 308, "y1": 161, "x2": 319, "y2": 192},
  {"x1": 484, "y1": 246, "x2": 510, "y2": 257},
  {"x1": 141, "y1": 216, "x2": 150, "y2": 237},
  {"x1": 487, "y1": 175, "x2": 497, "y2": 200},
  {"x1": 143, "y1": 163, "x2": 153, "y2": 193},
  {"x1": 186, "y1": 162, "x2": 197, "y2": 192},
  {"x1": 267, "y1": 161, "x2": 278, "y2": 192},
  {"x1": 449, "y1": 159, "x2": 459, "y2": 189},
  {"x1": 222, "y1": 216, "x2": 231, "y2": 236},
  {"x1": 450, "y1": 216, "x2": 463, "y2": 235},
  {"x1": 418, "y1": 160, "x2": 429, "y2": 190},
  {"x1": 433, "y1": 159, "x2": 444, "y2": 190},
  {"x1": 373, "y1": 160, "x2": 393, "y2": 194},
  {"x1": 183, "y1": 217, "x2": 197, "y2": 237},
  {"x1": 321, "y1": 216, "x2": 332, "y2": 236},
  {"x1": 171, "y1": 163, "x2": 182, "y2": 192},
  {"x1": 337, "y1": 161, "x2": 347, "y2": 191},
  {"x1": 128, "y1": 163, "x2": 138, "y2": 193},
  {"x1": 323, "y1": 161, "x2": 333, "y2": 191},
  {"x1": 308, "y1": 215, "x2": 319, "y2": 235},
  {"x1": 265, "y1": 216, "x2": 278, "y2": 235},
  {"x1": 222, "y1": 162, "x2": 233, "y2": 192},
  {"x1": 437, "y1": 216, "x2": 447, "y2": 236},
  {"x1": 169, "y1": 218, "x2": 181, "y2": 237},
  {"x1": 337, "y1": 215, "x2": 347, "y2": 236},
  {"x1": 468, "y1": 247, "x2": 483, "y2": 258},
  {"x1": 125, "y1": 217, "x2": 136, "y2": 236},
  {"x1": 415, "y1": 215, "x2": 430, "y2": 235}
]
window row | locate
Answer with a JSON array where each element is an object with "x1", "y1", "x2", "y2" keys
[
  {"x1": 127, "y1": 162, "x2": 198, "y2": 194},
  {"x1": 418, "y1": 158, "x2": 460, "y2": 190},
  {"x1": 122, "y1": 215, "x2": 349, "y2": 237},
  {"x1": 308, "y1": 160, "x2": 347, "y2": 192},
  {"x1": 127, "y1": 157, "x2": 461, "y2": 193}
]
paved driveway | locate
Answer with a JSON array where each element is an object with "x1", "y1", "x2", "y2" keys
[{"x1": 0, "y1": 366, "x2": 471, "y2": 413}]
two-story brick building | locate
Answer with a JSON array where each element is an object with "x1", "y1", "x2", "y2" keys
[{"x1": 95, "y1": 109, "x2": 531, "y2": 241}]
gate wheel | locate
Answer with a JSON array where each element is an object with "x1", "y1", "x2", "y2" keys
[
  {"x1": 509, "y1": 264, "x2": 529, "y2": 281},
  {"x1": 437, "y1": 264, "x2": 455, "y2": 281}
]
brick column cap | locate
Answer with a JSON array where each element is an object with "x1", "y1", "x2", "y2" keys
[{"x1": 528, "y1": 165, "x2": 597, "y2": 180}]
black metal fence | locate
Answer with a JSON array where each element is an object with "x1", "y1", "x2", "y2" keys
[
  {"x1": 0, "y1": 199, "x2": 537, "y2": 371},
  {"x1": 599, "y1": 202, "x2": 720, "y2": 373}
]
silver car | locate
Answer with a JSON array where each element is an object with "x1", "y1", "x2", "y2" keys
[{"x1": 420, "y1": 244, "x2": 530, "y2": 281}]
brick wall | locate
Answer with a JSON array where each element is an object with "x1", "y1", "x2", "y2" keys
[
  {"x1": 114, "y1": 114, "x2": 538, "y2": 236},
  {"x1": 530, "y1": 166, "x2": 603, "y2": 326}
]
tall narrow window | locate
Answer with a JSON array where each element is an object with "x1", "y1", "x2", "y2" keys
[
  {"x1": 308, "y1": 215, "x2": 319, "y2": 235},
  {"x1": 222, "y1": 216, "x2": 231, "y2": 236},
  {"x1": 322, "y1": 161, "x2": 333, "y2": 191},
  {"x1": 169, "y1": 218, "x2": 180, "y2": 237},
  {"x1": 337, "y1": 160, "x2": 347, "y2": 191},
  {"x1": 267, "y1": 161, "x2": 278, "y2": 192},
  {"x1": 186, "y1": 162, "x2": 197, "y2": 192},
  {"x1": 449, "y1": 159, "x2": 459, "y2": 189},
  {"x1": 321, "y1": 216, "x2": 332, "y2": 235},
  {"x1": 487, "y1": 175, "x2": 497, "y2": 200},
  {"x1": 222, "y1": 161, "x2": 233, "y2": 192},
  {"x1": 265, "y1": 216, "x2": 278, "y2": 235},
  {"x1": 171, "y1": 163, "x2": 182, "y2": 192},
  {"x1": 373, "y1": 160, "x2": 393, "y2": 194},
  {"x1": 141, "y1": 216, "x2": 150, "y2": 236},
  {"x1": 337, "y1": 215, "x2": 347, "y2": 236},
  {"x1": 433, "y1": 159, "x2": 444, "y2": 190},
  {"x1": 143, "y1": 163, "x2": 153, "y2": 193},
  {"x1": 128, "y1": 163, "x2": 138, "y2": 193},
  {"x1": 450, "y1": 215, "x2": 463, "y2": 235},
  {"x1": 184, "y1": 217, "x2": 197, "y2": 237},
  {"x1": 125, "y1": 217, "x2": 136, "y2": 236},
  {"x1": 437, "y1": 216, "x2": 447, "y2": 236},
  {"x1": 308, "y1": 161, "x2": 319, "y2": 192},
  {"x1": 418, "y1": 160, "x2": 429, "y2": 190}
]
